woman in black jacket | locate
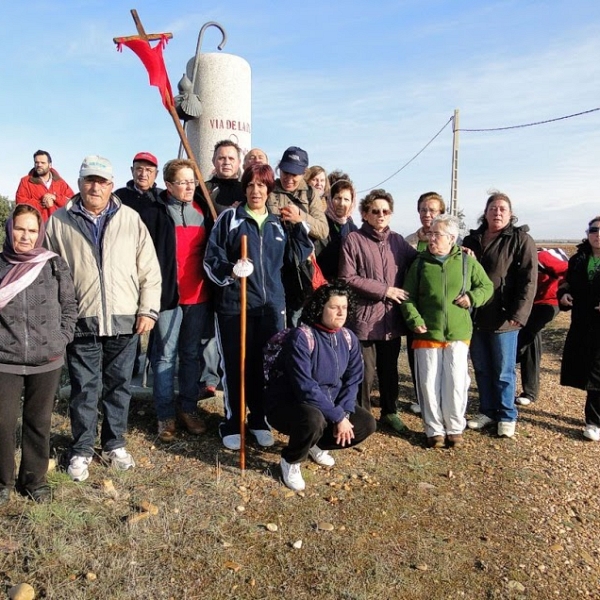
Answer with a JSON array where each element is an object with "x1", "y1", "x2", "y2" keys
[
  {"x1": 559, "y1": 216, "x2": 600, "y2": 442},
  {"x1": 462, "y1": 192, "x2": 537, "y2": 438},
  {"x1": 0, "y1": 205, "x2": 77, "y2": 504}
]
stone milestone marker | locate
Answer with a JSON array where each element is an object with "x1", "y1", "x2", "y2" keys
[{"x1": 184, "y1": 24, "x2": 251, "y2": 178}]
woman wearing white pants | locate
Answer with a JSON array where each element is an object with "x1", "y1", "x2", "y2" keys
[{"x1": 401, "y1": 215, "x2": 493, "y2": 448}]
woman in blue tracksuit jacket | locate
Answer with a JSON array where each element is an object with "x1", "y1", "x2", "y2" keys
[
  {"x1": 265, "y1": 282, "x2": 376, "y2": 491},
  {"x1": 204, "y1": 164, "x2": 313, "y2": 450}
]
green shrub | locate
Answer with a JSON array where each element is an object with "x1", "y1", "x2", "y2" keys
[{"x1": 0, "y1": 195, "x2": 13, "y2": 246}]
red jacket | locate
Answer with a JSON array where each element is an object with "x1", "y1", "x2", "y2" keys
[
  {"x1": 536, "y1": 249, "x2": 568, "y2": 306},
  {"x1": 16, "y1": 168, "x2": 74, "y2": 221}
]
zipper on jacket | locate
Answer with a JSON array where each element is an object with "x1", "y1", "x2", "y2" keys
[
  {"x1": 23, "y1": 284, "x2": 30, "y2": 365},
  {"x1": 258, "y1": 231, "x2": 267, "y2": 304}
]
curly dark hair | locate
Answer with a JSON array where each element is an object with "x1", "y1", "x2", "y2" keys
[{"x1": 299, "y1": 281, "x2": 356, "y2": 327}]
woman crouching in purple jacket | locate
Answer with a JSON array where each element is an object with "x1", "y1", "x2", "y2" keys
[{"x1": 265, "y1": 283, "x2": 376, "y2": 491}]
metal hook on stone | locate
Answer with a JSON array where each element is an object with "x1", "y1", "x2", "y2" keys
[
  {"x1": 198, "y1": 21, "x2": 227, "y2": 54},
  {"x1": 187, "y1": 22, "x2": 227, "y2": 86}
]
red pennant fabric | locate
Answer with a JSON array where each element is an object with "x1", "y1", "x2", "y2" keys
[{"x1": 117, "y1": 35, "x2": 174, "y2": 110}]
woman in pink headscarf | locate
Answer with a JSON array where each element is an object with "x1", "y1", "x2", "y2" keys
[
  {"x1": 0, "y1": 205, "x2": 77, "y2": 505},
  {"x1": 314, "y1": 175, "x2": 358, "y2": 281}
]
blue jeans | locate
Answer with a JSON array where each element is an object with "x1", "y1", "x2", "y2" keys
[
  {"x1": 150, "y1": 303, "x2": 211, "y2": 419},
  {"x1": 470, "y1": 330, "x2": 519, "y2": 422},
  {"x1": 67, "y1": 334, "x2": 138, "y2": 455}
]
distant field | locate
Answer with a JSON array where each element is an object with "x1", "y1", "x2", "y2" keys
[{"x1": 536, "y1": 241, "x2": 577, "y2": 257}]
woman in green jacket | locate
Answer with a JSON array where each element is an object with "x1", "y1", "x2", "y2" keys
[{"x1": 401, "y1": 215, "x2": 493, "y2": 448}]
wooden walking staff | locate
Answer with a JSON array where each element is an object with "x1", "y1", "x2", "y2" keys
[
  {"x1": 113, "y1": 9, "x2": 217, "y2": 220},
  {"x1": 232, "y1": 236, "x2": 254, "y2": 474}
]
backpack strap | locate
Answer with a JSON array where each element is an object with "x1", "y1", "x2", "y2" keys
[
  {"x1": 298, "y1": 324, "x2": 316, "y2": 353},
  {"x1": 459, "y1": 251, "x2": 468, "y2": 296},
  {"x1": 341, "y1": 327, "x2": 353, "y2": 350}
]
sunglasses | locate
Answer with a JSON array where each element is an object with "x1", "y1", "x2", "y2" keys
[
  {"x1": 370, "y1": 209, "x2": 391, "y2": 216},
  {"x1": 588, "y1": 227, "x2": 600, "y2": 234}
]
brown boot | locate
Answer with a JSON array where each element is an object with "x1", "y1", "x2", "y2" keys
[
  {"x1": 447, "y1": 433, "x2": 464, "y2": 448},
  {"x1": 427, "y1": 435, "x2": 445, "y2": 449},
  {"x1": 158, "y1": 419, "x2": 176, "y2": 443},
  {"x1": 178, "y1": 411, "x2": 207, "y2": 435}
]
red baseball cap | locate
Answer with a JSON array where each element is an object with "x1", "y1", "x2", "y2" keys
[{"x1": 133, "y1": 152, "x2": 158, "y2": 167}]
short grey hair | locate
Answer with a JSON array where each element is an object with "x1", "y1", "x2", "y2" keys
[{"x1": 431, "y1": 214, "x2": 459, "y2": 240}]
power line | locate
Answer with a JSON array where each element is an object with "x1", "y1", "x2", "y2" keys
[
  {"x1": 357, "y1": 116, "x2": 454, "y2": 193},
  {"x1": 458, "y1": 107, "x2": 600, "y2": 132},
  {"x1": 357, "y1": 105, "x2": 600, "y2": 194}
]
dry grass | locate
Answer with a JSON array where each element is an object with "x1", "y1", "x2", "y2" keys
[{"x1": 2, "y1": 311, "x2": 600, "y2": 598}]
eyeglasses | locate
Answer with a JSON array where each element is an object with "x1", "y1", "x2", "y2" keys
[
  {"x1": 370, "y1": 209, "x2": 391, "y2": 216},
  {"x1": 588, "y1": 227, "x2": 600, "y2": 234},
  {"x1": 133, "y1": 166, "x2": 156, "y2": 174},
  {"x1": 82, "y1": 177, "x2": 112, "y2": 188},
  {"x1": 170, "y1": 180, "x2": 197, "y2": 187},
  {"x1": 427, "y1": 231, "x2": 451, "y2": 239},
  {"x1": 419, "y1": 208, "x2": 441, "y2": 215}
]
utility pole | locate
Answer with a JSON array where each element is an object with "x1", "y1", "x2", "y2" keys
[{"x1": 450, "y1": 108, "x2": 460, "y2": 216}]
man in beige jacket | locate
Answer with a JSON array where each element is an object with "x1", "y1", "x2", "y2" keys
[{"x1": 46, "y1": 155, "x2": 161, "y2": 483}]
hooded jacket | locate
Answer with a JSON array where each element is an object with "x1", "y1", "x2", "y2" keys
[{"x1": 462, "y1": 223, "x2": 537, "y2": 332}]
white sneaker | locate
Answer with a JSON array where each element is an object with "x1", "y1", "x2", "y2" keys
[
  {"x1": 497, "y1": 421, "x2": 516, "y2": 438},
  {"x1": 280, "y1": 457, "x2": 305, "y2": 491},
  {"x1": 250, "y1": 429, "x2": 274, "y2": 447},
  {"x1": 583, "y1": 424, "x2": 600, "y2": 442},
  {"x1": 222, "y1": 434, "x2": 241, "y2": 450},
  {"x1": 101, "y1": 448, "x2": 135, "y2": 471},
  {"x1": 515, "y1": 396, "x2": 532, "y2": 406},
  {"x1": 67, "y1": 455, "x2": 92, "y2": 482},
  {"x1": 409, "y1": 403, "x2": 422, "y2": 415},
  {"x1": 308, "y1": 445, "x2": 335, "y2": 467},
  {"x1": 467, "y1": 414, "x2": 495, "y2": 430}
]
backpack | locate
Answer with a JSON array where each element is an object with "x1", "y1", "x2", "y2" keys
[{"x1": 263, "y1": 324, "x2": 353, "y2": 386}]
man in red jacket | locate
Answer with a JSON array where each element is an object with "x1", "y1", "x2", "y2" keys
[{"x1": 16, "y1": 150, "x2": 74, "y2": 222}]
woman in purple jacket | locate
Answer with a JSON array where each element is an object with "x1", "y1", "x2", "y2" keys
[
  {"x1": 265, "y1": 283, "x2": 376, "y2": 491},
  {"x1": 339, "y1": 189, "x2": 417, "y2": 434}
]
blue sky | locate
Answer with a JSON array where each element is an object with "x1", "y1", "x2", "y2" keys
[{"x1": 1, "y1": 0, "x2": 599, "y2": 238}]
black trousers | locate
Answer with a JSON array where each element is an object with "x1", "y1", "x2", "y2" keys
[
  {"x1": 216, "y1": 308, "x2": 283, "y2": 437},
  {"x1": 359, "y1": 338, "x2": 401, "y2": 415},
  {"x1": 517, "y1": 304, "x2": 558, "y2": 401},
  {"x1": 585, "y1": 390, "x2": 600, "y2": 427},
  {"x1": 267, "y1": 403, "x2": 376, "y2": 463},
  {"x1": 0, "y1": 368, "x2": 62, "y2": 493}
]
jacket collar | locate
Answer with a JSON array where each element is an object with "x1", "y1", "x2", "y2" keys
[
  {"x1": 361, "y1": 221, "x2": 390, "y2": 242},
  {"x1": 27, "y1": 167, "x2": 64, "y2": 185}
]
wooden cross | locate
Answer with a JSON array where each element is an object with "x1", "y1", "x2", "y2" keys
[
  {"x1": 112, "y1": 9, "x2": 172, "y2": 44},
  {"x1": 113, "y1": 9, "x2": 217, "y2": 220}
]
